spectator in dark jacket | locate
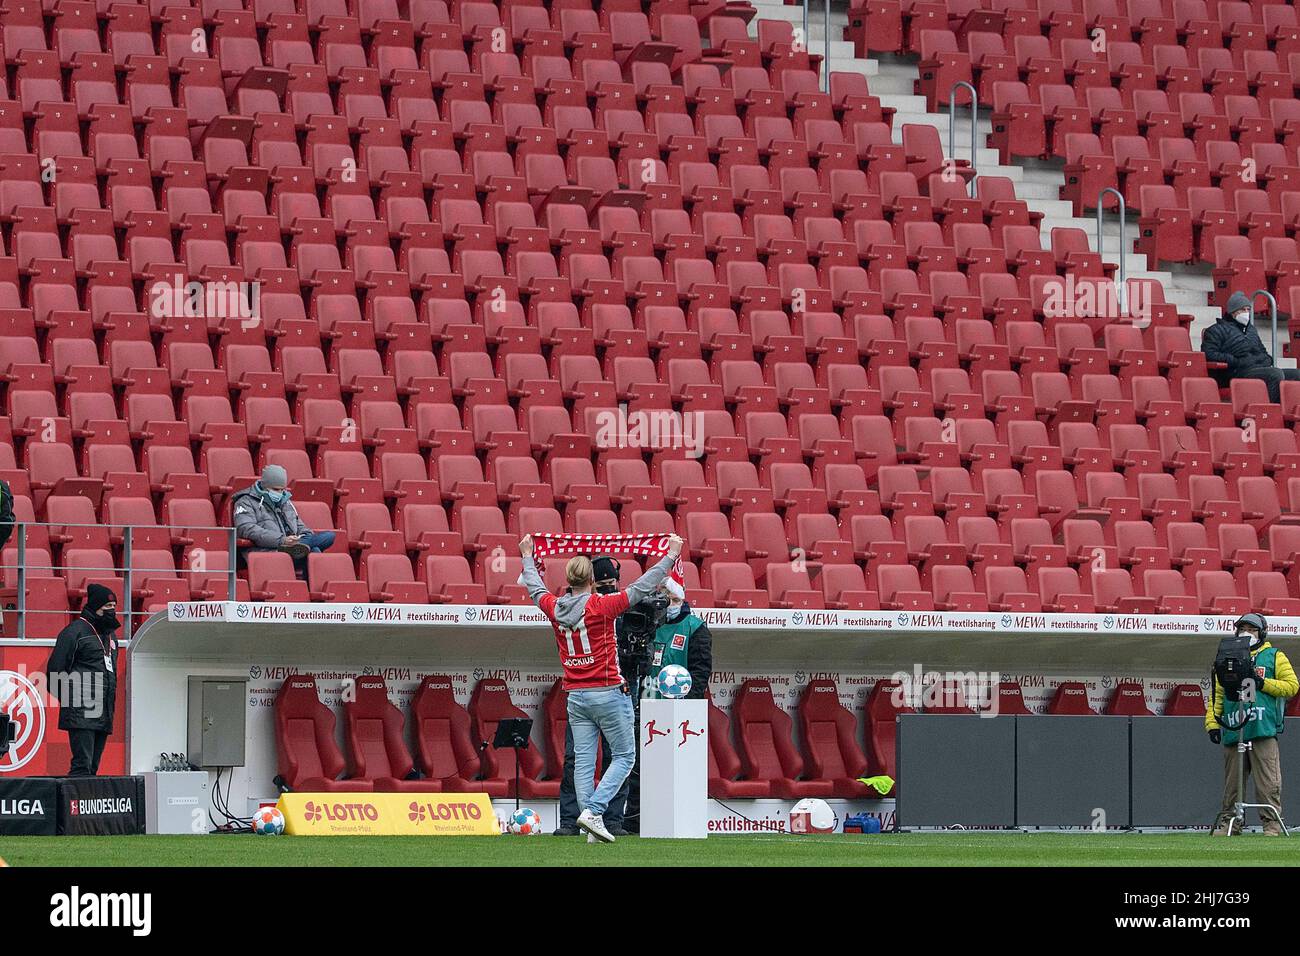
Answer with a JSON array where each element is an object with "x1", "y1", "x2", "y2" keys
[
  {"x1": 47, "y1": 584, "x2": 120, "y2": 776},
  {"x1": 232, "y1": 465, "x2": 335, "y2": 577},
  {"x1": 0, "y1": 477, "x2": 13, "y2": 551},
  {"x1": 1201, "y1": 290, "x2": 1300, "y2": 403}
]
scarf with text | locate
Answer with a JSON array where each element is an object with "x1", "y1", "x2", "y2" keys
[{"x1": 528, "y1": 533, "x2": 686, "y2": 598}]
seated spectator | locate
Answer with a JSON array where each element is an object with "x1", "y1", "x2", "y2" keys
[
  {"x1": 0, "y1": 477, "x2": 11, "y2": 551},
  {"x1": 1201, "y1": 291, "x2": 1300, "y2": 403},
  {"x1": 233, "y1": 465, "x2": 335, "y2": 578}
]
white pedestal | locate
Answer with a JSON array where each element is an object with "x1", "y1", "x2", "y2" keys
[{"x1": 639, "y1": 698, "x2": 708, "y2": 839}]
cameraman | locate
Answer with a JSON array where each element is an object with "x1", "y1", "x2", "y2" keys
[
  {"x1": 1205, "y1": 613, "x2": 1298, "y2": 835},
  {"x1": 554, "y1": 556, "x2": 632, "y2": 836},
  {"x1": 608, "y1": 574, "x2": 713, "y2": 832}
]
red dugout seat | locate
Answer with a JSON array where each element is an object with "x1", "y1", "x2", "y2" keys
[
  {"x1": 1046, "y1": 681, "x2": 1097, "y2": 715},
  {"x1": 468, "y1": 678, "x2": 558, "y2": 798},
  {"x1": 411, "y1": 675, "x2": 505, "y2": 795},
  {"x1": 274, "y1": 675, "x2": 374, "y2": 792},
  {"x1": 708, "y1": 693, "x2": 770, "y2": 798},
  {"x1": 733, "y1": 679, "x2": 834, "y2": 798},
  {"x1": 865, "y1": 678, "x2": 911, "y2": 794},
  {"x1": 343, "y1": 675, "x2": 443, "y2": 791},
  {"x1": 1104, "y1": 681, "x2": 1154, "y2": 716},
  {"x1": 797, "y1": 679, "x2": 875, "y2": 798}
]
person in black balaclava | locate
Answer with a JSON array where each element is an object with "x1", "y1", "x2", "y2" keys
[{"x1": 47, "y1": 584, "x2": 121, "y2": 776}]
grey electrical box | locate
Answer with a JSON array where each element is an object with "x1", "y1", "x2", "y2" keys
[
  {"x1": 144, "y1": 771, "x2": 211, "y2": 834},
  {"x1": 187, "y1": 677, "x2": 248, "y2": 768}
]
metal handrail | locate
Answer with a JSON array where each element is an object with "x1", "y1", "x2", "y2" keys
[
  {"x1": 2, "y1": 523, "x2": 240, "y2": 641},
  {"x1": 823, "y1": 0, "x2": 831, "y2": 92},
  {"x1": 1253, "y1": 289, "x2": 1280, "y2": 369},
  {"x1": 802, "y1": 0, "x2": 808, "y2": 63},
  {"x1": 948, "y1": 81, "x2": 978, "y2": 197},
  {"x1": 1096, "y1": 188, "x2": 1128, "y2": 318}
]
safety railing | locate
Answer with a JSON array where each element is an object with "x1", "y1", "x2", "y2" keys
[
  {"x1": 822, "y1": 0, "x2": 831, "y2": 91},
  {"x1": 1, "y1": 522, "x2": 239, "y2": 641},
  {"x1": 1253, "y1": 289, "x2": 1280, "y2": 368},
  {"x1": 801, "y1": 0, "x2": 832, "y2": 90},
  {"x1": 948, "y1": 82, "x2": 978, "y2": 197},
  {"x1": 1096, "y1": 187, "x2": 1128, "y2": 317}
]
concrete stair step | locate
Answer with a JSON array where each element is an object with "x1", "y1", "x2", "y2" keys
[
  {"x1": 875, "y1": 94, "x2": 928, "y2": 114},
  {"x1": 863, "y1": 73, "x2": 917, "y2": 95},
  {"x1": 1012, "y1": 182, "x2": 1060, "y2": 201},
  {"x1": 858, "y1": 43, "x2": 1233, "y2": 345}
]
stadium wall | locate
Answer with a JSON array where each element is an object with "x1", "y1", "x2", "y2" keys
[{"x1": 3, "y1": 604, "x2": 1292, "y2": 828}]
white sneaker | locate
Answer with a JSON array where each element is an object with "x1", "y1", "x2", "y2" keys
[
  {"x1": 577, "y1": 809, "x2": 615, "y2": 843},
  {"x1": 587, "y1": 833, "x2": 597, "y2": 844}
]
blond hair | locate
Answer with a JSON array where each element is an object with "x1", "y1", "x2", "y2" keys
[{"x1": 565, "y1": 556, "x2": 593, "y2": 590}]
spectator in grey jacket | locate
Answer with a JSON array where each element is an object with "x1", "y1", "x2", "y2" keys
[
  {"x1": 1201, "y1": 290, "x2": 1300, "y2": 403},
  {"x1": 232, "y1": 465, "x2": 335, "y2": 577}
]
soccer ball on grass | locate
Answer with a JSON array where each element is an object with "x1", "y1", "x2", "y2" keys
[
  {"x1": 251, "y1": 807, "x2": 285, "y2": 836},
  {"x1": 509, "y1": 807, "x2": 543, "y2": 835}
]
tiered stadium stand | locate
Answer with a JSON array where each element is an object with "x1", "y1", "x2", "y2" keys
[{"x1": 3, "y1": 0, "x2": 1300, "y2": 629}]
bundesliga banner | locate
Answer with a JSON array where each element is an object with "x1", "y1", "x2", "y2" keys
[
  {"x1": 58, "y1": 776, "x2": 145, "y2": 836},
  {"x1": 0, "y1": 776, "x2": 58, "y2": 835},
  {"x1": 167, "y1": 602, "x2": 1266, "y2": 638},
  {"x1": 277, "y1": 793, "x2": 499, "y2": 836}
]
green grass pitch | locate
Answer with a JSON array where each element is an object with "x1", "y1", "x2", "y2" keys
[{"x1": 0, "y1": 833, "x2": 1294, "y2": 867}]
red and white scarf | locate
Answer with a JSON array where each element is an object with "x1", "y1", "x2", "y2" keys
[{"x1": 529, "y1": 533, "x2": 686, "y2": 599}]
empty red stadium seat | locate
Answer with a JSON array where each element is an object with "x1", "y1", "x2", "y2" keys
[
  {"x1": 1164, "y1": 684, "x2": 1207, "y2": 716},
  {"x1": 1105, "y1": 681, "x2": 1154, "y2": 716},
  {"x1": 707, "y1": 692, "x2": 770, "y2": 798},
  {"x1": 411, "y1": 675, "x2": 505, "y2": 795},
  {"x1": 468, "y1": 678, "x2": 558, "y2": 798},
  {"x1": 344, "y1": 675, "x2": 444, "y2": 791},
  {"x1": 865, "y1": 679, "x2": 910, "y2": 794},
  {"x1": 1047, "y1": 682, "x2": 1097, "y2": 715},
  {"x1": 733, "y1": 679, "x2": 834, "y2": 798},
  {"x1": 274, "y1": 675, "x2": 374, "y2": 792},
  {"x1": 797, "y1": 679, "x2": 874, "y2": 798}
]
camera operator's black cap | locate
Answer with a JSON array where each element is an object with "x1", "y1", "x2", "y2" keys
[
  {"x1": 592, "y1": 556, "x2": 620, "y2": 582},
  {"x1": 1236, "y1": 612, "x2": 1268, "y2": 638}
]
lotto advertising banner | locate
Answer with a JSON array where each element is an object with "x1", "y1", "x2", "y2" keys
[
  {"x1": 277, "y1": 792, "x2": 500, "y2": 836},
  {"x1": 166, "y1": 601, "x2": 1264, "y2": 638}
]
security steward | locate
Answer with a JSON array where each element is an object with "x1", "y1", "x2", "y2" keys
[{"x1": 47, "y1": 584, "x2": 121, "y2": 776}]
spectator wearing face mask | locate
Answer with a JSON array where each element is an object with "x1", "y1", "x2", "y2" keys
[
  {"x1": 1201, "y1": 290, "x2": 1300, "y2": 404},
  {"x1": 1205, "y1": 613, "x2": 1298, "y2": 836},
  {"x1": 232, "y1": 465, "x2": 335, "y2": 578},
  {"x1": 638, "y1": 573, "x2": 713, "y2": 702},
  {"x1": 47, "y1": 584, "x2": 121, "y2": 776}
]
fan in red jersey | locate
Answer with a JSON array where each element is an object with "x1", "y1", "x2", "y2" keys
[{"x1": 518, "y1": 532, "x2": 683, "y2": 843}]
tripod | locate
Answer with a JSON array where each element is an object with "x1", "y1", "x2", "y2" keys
[
  {"x1": 1221, "y1": 692, "x2": 1289, "y2": 836},
  {"x1": 493, "y1": 718, "x2": 533, "y2": 813},
  {"x1": 1226, "y1": 737, "x2": 1289, "y2": 836}
]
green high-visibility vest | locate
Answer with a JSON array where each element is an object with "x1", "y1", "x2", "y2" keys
[
  {"x1": 641, "y1": 614, "x2": 701, "y2": 699},
  {"x1": 1223, "y1": 645, "x2": 1285, "y2": 744}
]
